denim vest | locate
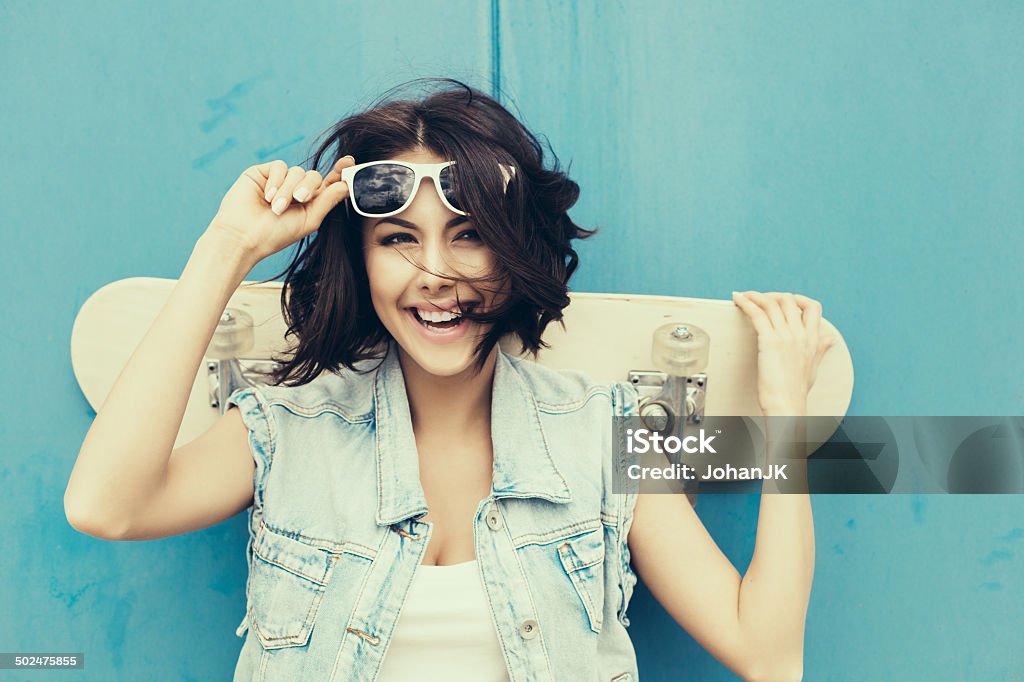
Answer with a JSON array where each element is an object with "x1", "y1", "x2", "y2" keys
[{"x1": 227, "y1": 340, "x2": 641, "y2": 681}]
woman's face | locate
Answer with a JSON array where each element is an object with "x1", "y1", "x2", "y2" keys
[{"x1": 361, "y1": 147, "x2": 499, "y2": 378}]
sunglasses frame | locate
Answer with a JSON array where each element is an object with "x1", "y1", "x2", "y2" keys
[{"x1": 340, "y1": 160, "x2": 515, "y2": 218}]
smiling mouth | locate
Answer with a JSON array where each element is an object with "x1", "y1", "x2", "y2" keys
[{"x1": 409, "y1": 308, "x2": 464, "y2": 330}]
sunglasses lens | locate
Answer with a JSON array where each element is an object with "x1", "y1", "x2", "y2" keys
[
  {"x1": 438, "y1": 165, "x2": 464, "y2": 213},
  {"x1": 352, "y1": 163, "x2": 415, "y2": 215}
]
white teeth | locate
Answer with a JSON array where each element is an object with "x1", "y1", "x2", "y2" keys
[{"x1": 415, "y1": 308, "x2": 461, "y2": 323}]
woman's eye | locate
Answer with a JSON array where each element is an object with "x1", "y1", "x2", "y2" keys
[
  {"x1": 381, "y1": 233, "x2": 415, "y2": 245},
  {"x1": 379, "y1": 231, "x2": 478, "y2": 246}
]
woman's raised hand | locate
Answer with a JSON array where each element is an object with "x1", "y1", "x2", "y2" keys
[
  {"x1": 731, "y1": 291, "x2": 838, "y2": 416},
  {"x1": 204, "y1": 156, "x2": 357, "y2": 264}
]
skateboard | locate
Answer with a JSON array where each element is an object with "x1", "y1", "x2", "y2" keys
[{"x1": 71, "y1": 278, "x2": 855, "y2": 495}]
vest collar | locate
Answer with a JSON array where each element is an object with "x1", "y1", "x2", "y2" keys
[{"x1": 373, "y1": 340, "x2": 572, "y2": 527}]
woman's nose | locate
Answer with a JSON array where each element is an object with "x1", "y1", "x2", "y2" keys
[{"x1": 415, "y1": 242, "x2": 457, "y2": 289}]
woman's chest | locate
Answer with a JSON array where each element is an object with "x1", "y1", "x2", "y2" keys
[{"x1": 415, "y1": 434, "x2": 494, "y2": 565}]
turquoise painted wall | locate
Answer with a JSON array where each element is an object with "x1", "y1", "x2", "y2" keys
[{"x1": 2, "y1": 1, "x2": 1020, "y2": 679}]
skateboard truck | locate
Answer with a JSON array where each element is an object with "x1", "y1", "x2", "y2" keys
[
  {"x1": 629, "y1": 323, "x2": 710, "y2": 504},
  {"x1": 629, "y1": 323, "x2": 710, "y2": 463},
  {"x1": 205, "y1": 308, "x2": 279, "y2": 412}
]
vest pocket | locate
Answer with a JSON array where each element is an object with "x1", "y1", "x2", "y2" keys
[
  {"x1": 248, "y1": 524, "x2": 336, "y2": 650},
  {"x1": 557, "y1": 528, "x2": 606, "y2": 633}
]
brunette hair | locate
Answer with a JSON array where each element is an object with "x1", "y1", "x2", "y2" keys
[{"x1": 252, "y1": 77, "x2": 595, "y2": 386}]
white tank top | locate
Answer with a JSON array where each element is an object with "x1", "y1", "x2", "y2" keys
[{"x1": 376, "y1": 559, "x2": 510, "y2": 681}]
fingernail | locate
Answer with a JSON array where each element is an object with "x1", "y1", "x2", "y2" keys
[
  {"x1": 272, "y1": 196, "x2": 287, "y2": 214},
  {"x1": 265, "y1": 186, "x2": 277, "y2": 202},
  {"x1": 294, "y1": 187, "x2": 310, "y2": 202}
]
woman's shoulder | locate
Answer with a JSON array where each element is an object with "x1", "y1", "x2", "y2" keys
[
  {"x1": 503, "y1": 351, "x2": 634, "y2": 412},
  {"x1": 245, "y1": 358, "x2": 381, "y2": 422}
]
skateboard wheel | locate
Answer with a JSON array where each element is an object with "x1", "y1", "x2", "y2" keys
[
  {"x1": 651, "y1": 323, "x2": 709, "y2": 376},
  {"x1": 207, "y1": 308, "x2": 255, "y2": 359}
]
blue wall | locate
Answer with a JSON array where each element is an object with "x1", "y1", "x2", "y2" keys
[{"x1": 2, "y1": 1, "x2": 1021, "y2": 679}]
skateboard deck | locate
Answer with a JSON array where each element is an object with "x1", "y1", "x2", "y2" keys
[{"x1": 71, "y1": 277, "x2": 854, "y2": 453}]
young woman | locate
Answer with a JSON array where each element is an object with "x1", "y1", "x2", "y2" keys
[{"x1": 65, "y1": 79, "x2": 833, "y2": 681}]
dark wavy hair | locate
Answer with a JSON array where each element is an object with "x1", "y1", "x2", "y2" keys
[{"x1": 252, "y1": 77, "x2": 596, "y2": 386}]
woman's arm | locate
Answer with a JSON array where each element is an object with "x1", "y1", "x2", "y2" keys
[
  {"x1": 64, "y1": 231, "x2": 257, "y2": 539},
  {"x1": 64, "y1": 160, "x2": 352, "y2": 539},
  {"x1": 627, "y1": 426, "x2": 811, "y2": 682},
  {"x1": 738, "y1": 416, "x2": 813, "y2": 680},
  {"x1": 626, "y1": 291, "x2": 833, "y2": 681}
]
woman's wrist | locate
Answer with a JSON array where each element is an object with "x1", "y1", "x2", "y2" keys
[{"x1": 195, "y1": 225, "x2": 260, "y2": 281}]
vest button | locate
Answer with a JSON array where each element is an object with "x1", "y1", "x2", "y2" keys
[
  {"x1": 518, "y1": 619, "x2": 539, "y2": 640},
  {"x1": 485, "y1": 507, "x2": 503, "y2": 531}
]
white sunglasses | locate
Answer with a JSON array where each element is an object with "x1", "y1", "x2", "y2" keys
[{"x1": 340, "y1": 160, "x2": 516, "y2": 218}]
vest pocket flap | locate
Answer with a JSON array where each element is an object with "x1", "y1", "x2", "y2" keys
[
  {"x1": 557, "y1": 529, "x2": 606, "y2": 633},
  {"x1": 249, "y1": 525, "x2": 336, "y2": 649},
  {"x1": 557, "y1": 528, "x2": 605, "y2": 573},
  {"x1": 253, "y1": 525, "x2": 333, "y2": 586}
]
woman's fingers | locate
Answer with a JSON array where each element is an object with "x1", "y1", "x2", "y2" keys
[
  {"x1": 734, "y1": 291, "x2": 805, "y2": 346},
  {"x1": 775, "y1": 293, "x2": 805, "y2": 338},
  {"x1": 733, "y1": 290, "x2": 836, "y2": 410},
  {"x1": 741, "y1": 291, "x2": 787, "y2": 330},
  {"x1": 732, "y1": 292, "x2": 774, "y2": 337},
  {"x1": 794, "y1": 293, "x2": 823, "y2": 339},
  {"x1": 304, "y1": 175, "x2": 352, "y2": 230},
  {"x1": 269, "y1": 166, "x2": 306, "y2": 215},
  {"x1": 302, "y1": 156, "x2": 357, "y2": 211},
  {"x1": 290, "y1": 170, "x2": 323, "y2": 204},
  {"x1": 735, "y1": 291, "x2": 833, "y2": 353},
  {"x1": 324, "y1": 155, "x2": 355, "y2": 186},
  {"x1": 239, "y1": 156, "x2": 357, "y2": 220},
  {"x1": 235, "y1": 155, "x2": 360, "y2": 219},
  {"x1": 263, "y1": 160, "x2": 289, "y2": 202}
]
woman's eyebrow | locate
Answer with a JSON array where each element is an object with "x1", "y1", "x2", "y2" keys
[{"x1": 373, "y1": 215, "x2": 469, "y2": 230}]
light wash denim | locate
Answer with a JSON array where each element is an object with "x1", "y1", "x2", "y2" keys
[{"x1": 227, "y1": 339, "x2": 641, "y2": 681}]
